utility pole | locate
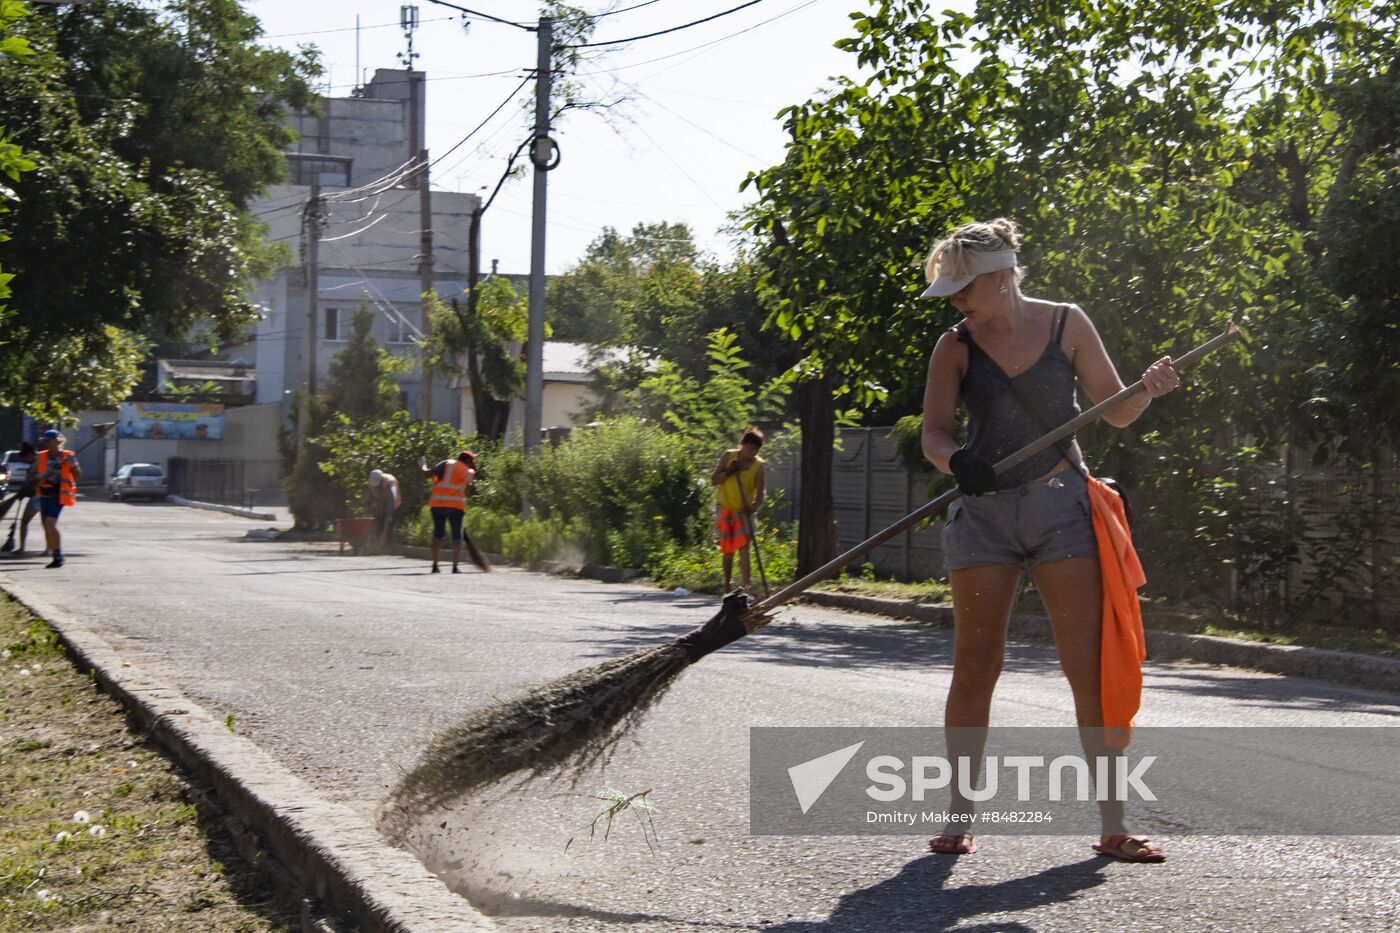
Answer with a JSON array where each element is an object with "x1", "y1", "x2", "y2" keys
[
  {"x1": 400, "y1": 5, "x2": 433, "y2": 422},
  {"x1": 416, "y1": 125, "x2": 434, "y2": 422},
  {"x1": 296, "y1": 179, "x2": 322, "y2": 454},
  {"x1": 525, "y1": 16, "x2": 555, "y2": 453}
]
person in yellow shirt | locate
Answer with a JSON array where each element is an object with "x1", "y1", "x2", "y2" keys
[{"x1": 709, "y1": 428, "x2": 766, "y2": 594}]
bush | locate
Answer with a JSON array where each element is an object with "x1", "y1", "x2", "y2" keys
[
  {"x1": 501, "y1": 515, "x2": 580, "y2": 565},
  {"x1": 284, "y1": 445, "x2": 344, "y2": 531},
  {"x1": 314, "y1": 411, "x2": 475, "y2": 518},
  {"x1": 462, "y1": 508, "x2": 514, "y2": 554}
]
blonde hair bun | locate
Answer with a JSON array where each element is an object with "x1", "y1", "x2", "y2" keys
[{"x1": 924, "y1": 217, "x2": 1022, "y2": 284}]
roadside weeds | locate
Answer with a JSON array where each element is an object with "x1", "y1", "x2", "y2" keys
[{"x1": 0, "y1": 596, "x2": 298, "y2": 932}]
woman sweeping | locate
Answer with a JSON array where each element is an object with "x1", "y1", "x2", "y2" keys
[{"x1": 920, "y1": 218, "x2": 1177, "y2": 862}]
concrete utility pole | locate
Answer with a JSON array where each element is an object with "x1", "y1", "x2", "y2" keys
[
  {"x1": 415, "y1": 112, "x2": 434, "y2": 419},
  {"x1": 524, "y1": 16, "x2": 555, "y2": 452},
  {"x1": 400, "y1": 6, "x2": 433, "y2": 421},
  {"x1": 296, "y1": 179, "x2": 322, "y2": 454}
]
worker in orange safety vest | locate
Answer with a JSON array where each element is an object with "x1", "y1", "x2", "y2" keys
[
  {"x1": 419, "y1": 450, "x2": 476, "y2": 574},
  {"x1": 34, "y1": 429, "x2": 81, "y2": 569}
]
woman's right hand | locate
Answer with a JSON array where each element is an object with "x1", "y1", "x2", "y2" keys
[{"x1": 949, "y1": 450, "x2": 997, "y2": 496}]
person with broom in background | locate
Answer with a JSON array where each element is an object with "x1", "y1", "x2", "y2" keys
[
  {"x1": 34, "y1": 429, "x2": 81, "y2": 569},
  {"x1": 920, "y1": 218, "x2": 1179, "y2": 862},
  {"x1": 0, "y1": 442, "x2": 38, "y2": 555},
  {"x1": 418, "y1": 450, "x2": 489, "y2": 574},
  {"x1": 366, "y1": 469, "x2": 402, "y2": 552},
  {"x1": 710, "y1": 428, "x2": 766, "y2": 595}
]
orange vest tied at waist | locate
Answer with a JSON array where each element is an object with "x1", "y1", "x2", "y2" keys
[
  {"x1": 1086, "y1": 476, "x2": 1147, "y2": 749},
  {"x1": 428, "y1": 460, "x2": 473, "y2": 511},
  {"x1": 36, "y1": 449, "x2": 78, "y2": 507}
]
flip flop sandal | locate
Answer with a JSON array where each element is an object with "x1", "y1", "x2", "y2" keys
[
  {"x1": 928, "y1": 833, "x2": 976, "y2": 855},
  {"x1": 1093, "y1": 834, "x2": 1166, "y2": 863}
]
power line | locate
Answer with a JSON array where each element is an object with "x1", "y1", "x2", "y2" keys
[
  {"x1": 259, "y1": 16, "x2": 455, "y2": 40},
  {"x1": 428, "y1": 74, "x2": 533, "y2": 171},
  {"x1": 590, "y1": 0, "x2": 671, "y2": 17},
  {"x1": 419, "y1": 0, "x2": 533, "y2": 31},
  {"x1": 568, "y1": 0, "x2": 767, "y2": 49},
  {"x1": 575, "y1": 0, "x2": 821, "y2": 76}
]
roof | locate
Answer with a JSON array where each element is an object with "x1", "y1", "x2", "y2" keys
[
  {"x1": 543, "y1": 342, "x2": 630, "y2": 383},
  {"x1": 157, "y1": 359, "x2": 254, "y2": 383}
]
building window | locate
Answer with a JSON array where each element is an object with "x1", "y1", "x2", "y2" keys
[
  {"x1": 290, "y1": 157, "x2": 351, "y2": 187},
  {"x1": 324, "y1": 307, "x2": 348, "y2": 342},
  {"x1": 387, "y1": 309, "x2": 414, "y2": 344}
]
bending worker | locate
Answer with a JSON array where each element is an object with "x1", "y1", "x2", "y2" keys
[
  {"x1": 419, "y1": 450, "x2": 476, "y2": 574},
  {"x1": 366, "y1": 469, "x2": 402, "y2": 551}
]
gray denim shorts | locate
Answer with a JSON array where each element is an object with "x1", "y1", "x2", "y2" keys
[{"x1": 941, "y1": 468, "x2": 1098, "y2": 571}]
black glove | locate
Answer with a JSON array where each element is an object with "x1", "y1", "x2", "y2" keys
[{"x1": 949, "y1": 450, "x2": 997, "y2": 496}]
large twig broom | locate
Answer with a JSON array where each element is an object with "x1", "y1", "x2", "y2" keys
[{"x1": 381, "y1": 323, "x2": 1240, "y2": 837}]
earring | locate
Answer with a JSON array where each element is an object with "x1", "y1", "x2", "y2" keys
[{"x1": 999, "y1": 286, "x2": 1008, "y2": 295}]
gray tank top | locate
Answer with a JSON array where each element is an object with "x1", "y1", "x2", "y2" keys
[{"x1": 956, "y1": 305, "x2": 1079, "y2": 489}]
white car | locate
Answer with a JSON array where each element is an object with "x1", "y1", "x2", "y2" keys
[
  {"x1": 108, "y1": 463, "x2": 168, "y2": 501},
  {"x1": 0, "y1": 449, "x2": 30, "y2": 492}
]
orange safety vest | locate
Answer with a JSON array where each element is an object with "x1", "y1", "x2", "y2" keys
[
  {"x1": 428, "y1": 460, "x2": 472, "y2": 511},
  {"x1": 36, "y1": 449, "x2": 78, "y2": 507}
]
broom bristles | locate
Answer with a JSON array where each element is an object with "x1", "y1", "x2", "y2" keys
[
  {"x1": 381, "y1": 642, "x2": 691, "y2": 839},
  {"x1": 463, "y1": 534, "x2": 491, "y2": 572},
  {"x1": 380, "y1": 593, "x2": 758, "y2": 838}
]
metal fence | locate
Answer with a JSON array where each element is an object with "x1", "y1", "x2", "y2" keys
[
  {"x1": 167, "y1": 458, "x2": 282, "y2": 506},
  {"x1": 768, "y1": 429, "x2": 1399, "y2": 626}
]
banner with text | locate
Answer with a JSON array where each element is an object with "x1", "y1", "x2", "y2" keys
[{"x1": 118, "y1": 402, "x2": 224, "y2": 441}]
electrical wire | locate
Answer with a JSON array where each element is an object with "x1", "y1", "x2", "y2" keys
[
  {"x1": 259, "y1": 16, "x2": 455, "y2": 40},
  {"x1": 420, "y1": 0, "x2": 533, "y2": 31},
  {"x1": 567, "y1": 0, "x2": 767, "y2": 49},
  {"x1": 427, "y1": 74, "x2": 533, "y2": 171},
  {"x1": 574, "y1": 0, "x2": 820, "y2": 76},
  {"x1": 589, "y1": 0, "x2": 670, "y2": 18}
]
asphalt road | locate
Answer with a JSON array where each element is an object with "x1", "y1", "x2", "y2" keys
[{"x1": 3, "y1": 500, "x2": 1397, "y2": 932}]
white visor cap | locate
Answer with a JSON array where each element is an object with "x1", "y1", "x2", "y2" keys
[
  {"x1": 368, "y1": 469, "x2": 384, "y2": 486},
  {"x1": 919, "y1": 248, "x2": 1018, "y2": 298}
]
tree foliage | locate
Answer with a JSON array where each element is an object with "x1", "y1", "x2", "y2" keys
[
  {"x1": 742, "y1": 0, "x2": 1398, "y2": 590},
  {"x1": 423, "y1": 280, "x2": 527, "y2": 440},
  {"x1": 0, "y1": 0, "x2": 319, "y2": 418},
  {"x1": 325, "y1": 307, "x2": 408, "y2": 423}
]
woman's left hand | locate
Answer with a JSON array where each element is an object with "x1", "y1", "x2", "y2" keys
[{"x1": 1142, "y1": 357, "x2": 1179, "y2": 398}]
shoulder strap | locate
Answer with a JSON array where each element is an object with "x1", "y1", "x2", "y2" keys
[{"x1": 1054, "y1": 304, "x2": 1069, "y2": 345}]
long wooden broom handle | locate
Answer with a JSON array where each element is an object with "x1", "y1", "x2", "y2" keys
[{"x1": 750, "y1": 321, "x2": 1241, "y2": 617}]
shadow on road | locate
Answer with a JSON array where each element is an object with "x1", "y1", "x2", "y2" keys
[
  {"x1": 1146, "y1": 667, "x2": 1400, "y2": 714},
  {"x1": 764, "y1": 855, "x2": 1107, "y2": 932},
  {"x1": 566, "y1": 610, "x2": 1059, "y2": 676}
]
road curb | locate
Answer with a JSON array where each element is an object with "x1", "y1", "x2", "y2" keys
[
  {"x1": 169, "y1": 495, "x2": 276, "y2": 521},
  {"x1": 801, "y1": 590, "x2": 1400, "y2": 693},
  {"x1": 0, "y1": 581, "x2": 497, "y2": 933}
]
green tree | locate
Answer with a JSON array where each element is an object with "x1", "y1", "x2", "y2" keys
[
  {"x1": 315, "y1": 411, "x2": 471, "y2": 521},
  {"x1": 325, "y1": 307, "x2": 407, "y2": 423},
  {"x1": 742, "y1": 0, "x2": 1397, "y2": 585},
  {"x1": 423, "y1": 280, "x2": 527, "y2": 440},
  {"x1": 0, "y1": 0, "x2": 33, "y2": 338},
  {"x1": 0, "y1": 0, "x2": 318, "y2": 418}
]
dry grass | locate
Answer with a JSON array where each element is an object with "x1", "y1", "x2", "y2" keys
[{"x1": 0, "y1": 597, "x2": 297, "y2": 932}]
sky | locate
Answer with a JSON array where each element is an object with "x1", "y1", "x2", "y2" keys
[{"x1": 245, "y1": 0, "x2": 889, "y2": 275}]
